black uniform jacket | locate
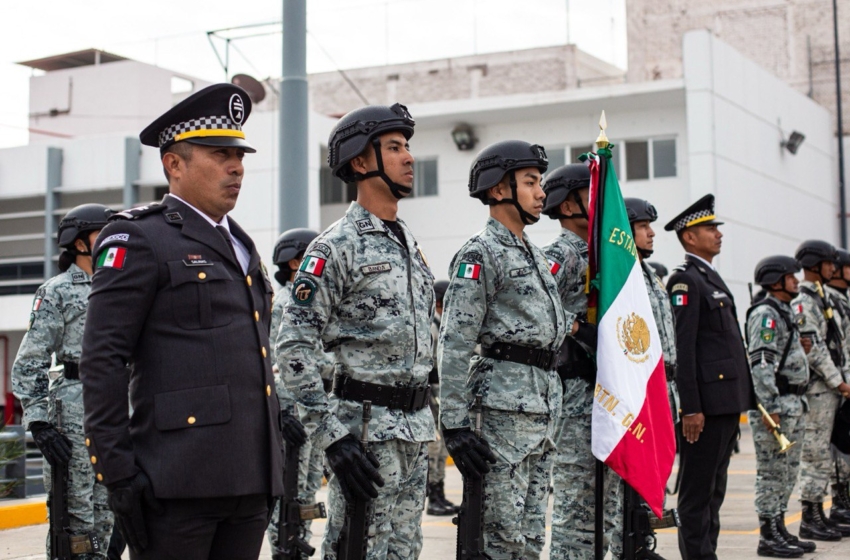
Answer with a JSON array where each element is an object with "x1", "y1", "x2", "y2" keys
[
  {"x1": 666, "y1": 255, "x2": 754, "y2": 417},
  {"x1": 80, "y1": 195, "x2": 284, "y2": 499}
]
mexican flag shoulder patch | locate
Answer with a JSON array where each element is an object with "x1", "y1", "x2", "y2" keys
[
  {"x1": 97, "y1": 247, "x2": 127, "y2": 270},
  {"x1": 548, "y1": 259, "x2": 561, "y2": 275},
  {"x1": 300, "y1": 255, "x2": 326, "y2": 277},
  {"x1": 761, "y1": 317, "x2": 776, "y2": 330},
  {"x1": 457, "y1": 262, "x2": 481, "y2": 280},
  {"x1": 671, "y1": 293, "x2": 688, "y2": 306}
]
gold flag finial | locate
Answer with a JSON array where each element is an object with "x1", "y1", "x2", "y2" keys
[{"x1": 596, "y1": 110, "x2": 609, "y2": 150}]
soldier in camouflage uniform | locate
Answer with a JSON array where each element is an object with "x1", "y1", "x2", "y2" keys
[
  {"x1": 276, "y1": 103, "x2": 435, "y2": 560},
  {"x1": 825, "y1": 248, "x2": 850, "y2": 524},
  {"x1": 541, "y1": 164, "x2": 620, "y2": 559},
  {"x1": 266, "y1": 228, "x2": 323, "y2": 559},
  {"x1": 745, "y1": 256, "x2": 812, "y2": 557},
  {"x1": 426, "y1": 279, "x2": 458, "y2": 516},
  {"x1": 625, "y1": 198, "x2": 679, "y2": 427},
  {"x1": 791, "y1": 240, "x2": 850, "y2": 541},
  {"x1": 439, "y1": 140, "x2": 567, "y2": 560},
  {"x1": 12, "y1": 204, "x2": 116, "y2": 558}
]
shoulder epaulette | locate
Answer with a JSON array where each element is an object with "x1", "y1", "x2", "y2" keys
[
  {"x1": 109, "y1": 203, "x2": 166, "y2": 221},
  {"x1": 671, "y1": 260, "x2": 690, "y2": 273}
]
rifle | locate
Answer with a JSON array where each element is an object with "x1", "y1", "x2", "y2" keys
[
  {"x1": 276, "y1": 439, "x2": 326, "y2": 559},
  {"x1": 453, "y1": 396, "x2": 491, "y2": 560},
  {"x1": 49, "y1": 400, "x2": 101, "y2": 559},
  {"x1": 334, "y1": 401, "x2": 373, "y2": 560},
  {"x1": 811, "y1": 282, "x2": 844, "y2": 368},
  {"x1": 622, "y1": 483, "x2": 679, "y2": 560}
]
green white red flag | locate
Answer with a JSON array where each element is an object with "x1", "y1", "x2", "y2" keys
[{"x1": 586, "y1": 146, "x2": 675, "y2": 516}]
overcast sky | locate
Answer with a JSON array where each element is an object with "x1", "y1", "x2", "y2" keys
[{"x1": 0, "y1": 0, "x2": 626, "y2": 148}]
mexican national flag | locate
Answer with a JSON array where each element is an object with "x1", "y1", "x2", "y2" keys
[{"x1": 586, "y1": 146, "x2": 675, "y2": 517}]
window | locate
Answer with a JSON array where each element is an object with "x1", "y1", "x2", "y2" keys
[
  {"x1": 320, "y1": 147, "x2": 356, "y2": 205},
  {"x1": 0, "y1": 261, "x2": 44, "y2": 296},
  {"x1": 543, "y1": 148, "x2": 566, "y2": 177},
  {"x1": 569, "y1": 145, "x2": 593, "y2": 165},
  {"x1": 412, "y1": 158, "x2": 438, "y2": 197},
  {"x1": 622, "y1": 138, "x2": 677, "y2": 181},
  {"x1": 625, "y1": 141, "x2": 649, "y2": 181},
  {"x1": 653, "y1": 139, "x2": 677, "y2": 178}
]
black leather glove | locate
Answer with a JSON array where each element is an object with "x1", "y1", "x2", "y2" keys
[
  {"x1": 29, "y1": 421, "x2": 72, "y2": 466},
  {"x1": 573, "y1": 321, "x2": 598, "y2": 350},
  {"x1": 280, "y1": 411, "x2": 308, "y2": 447},
  {"x1": 443, "y1": 428, "x2": 497, "y2": 480},
  {"x1": 325, "y1": 435, "x2": 384, "y2": 502},
  {"x1": 107, "y1": 471, "x2": 164, "y2": 553}
]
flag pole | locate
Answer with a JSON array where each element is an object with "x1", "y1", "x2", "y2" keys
[{"x1": 593, "y1": 111, "x2": 609, "y2": 560}]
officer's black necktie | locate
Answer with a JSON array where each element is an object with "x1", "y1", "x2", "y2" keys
[{"x1": 215, "y1": 225, "x2": 239, "y2": 264}]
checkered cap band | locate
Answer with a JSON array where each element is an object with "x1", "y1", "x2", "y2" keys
[
  {"x1": 158, "y1": 116, "x2": 241, "y2": 147},
  {"x1": 674, "y1": 209, "x2": 713, "y2": 232}
]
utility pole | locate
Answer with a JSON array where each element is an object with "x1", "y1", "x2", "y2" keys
[
  {"x1": 279, "y1": 0, "x2": 309, "y2": 232},
  {"x1": 834, "y1": 0, "x2": 847, "y2": 248}
]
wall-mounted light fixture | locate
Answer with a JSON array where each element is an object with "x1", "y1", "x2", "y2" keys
[
  {"x1": 451, "y1": 123, "x2": 477, "y2": 151},
  {"x1": 781, "y1": 130, "x2": 806, "y2": 155}
]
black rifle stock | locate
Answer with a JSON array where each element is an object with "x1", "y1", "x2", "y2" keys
[
  {"x1": 623, "y1": 483, "x2": 679, "y2": 560},
  {"x1": 276, "y1": 438, "x2": 326, "y2": 559},
  {"x1": 453, "y1": 396, "x2": 491, "y2": 560},
  {"x1": 334, "y1": 401, "x2": 373, "y2": 560},
  {"x1": 49, "y1": 401, "x2": 100, "y2": 559}
]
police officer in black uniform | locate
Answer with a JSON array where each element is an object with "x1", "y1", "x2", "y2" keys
[
  {"x1": 80, "y1": 83, "x2": 284, "y2": 560},
  {"x1": 664, "y1": 194, "x2": 754, "y2": 560}
]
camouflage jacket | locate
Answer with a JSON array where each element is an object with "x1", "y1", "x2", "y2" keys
[
  {"x1": 825, "y1": 284, "x2": 850, "y2": 381},
  {"x1": 746, "y1": 294, "x2": 809, "y2": 417},
  {"x1": 791, "y1": 280, "x2": 844, "y2": 394},
  {"x1": 542, "y1": 228, "x2": 588, "y2": 325},
  {"x1": 275, "y1": 202, "x2": 436, "y2": 450},
  {"x1": 11, "y1": 263, "x2": 91, "y2": 428},
  {"x1": 271, "y1": 289, "x2": 333, "y2": 414},
  {"x1": 542, "y1": 228, "x2": 591, "y2": 417},
  {"x1": 642, "y1": 260, "x2": 677, "y2": 369},
  {"x1": 438, "y1": 217, "x2": 566, "y2": 431}
]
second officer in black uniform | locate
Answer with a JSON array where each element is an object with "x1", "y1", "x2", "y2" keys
[
  {"x1": 80, "y1": 84, "x2": 284, "y2": 560},
  {"x1": 664, "y1": 194, "x2": 754, "y2": 560}
]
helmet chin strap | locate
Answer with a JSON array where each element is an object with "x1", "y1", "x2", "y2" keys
[
  {"x1": 354, "y1": 138, "x2": 413, "y2": 200},
  {"x1": 485, "y1": 171, "x2": 539, "y2": 225}
]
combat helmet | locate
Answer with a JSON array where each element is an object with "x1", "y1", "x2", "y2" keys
[
  {"x1": 754, "y1": 255, "x2": 801, "y2": 287},
  {"x1": 542, "y1": 164, "x2": 590, "y2": 220},
  {"x1": 327, "y1": 103, "x2": 415, "y2": 198},
  {"x1": 468, "y1": 140, "x2": 548, "y2": 225}
]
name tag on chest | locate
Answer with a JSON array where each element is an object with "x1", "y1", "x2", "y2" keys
[
  {"x1": 509, "y1": 267, "x2": 533, "y2": 278},
  {"x1": 361, "y1": 262, "x2": 392, "y2": 275}
]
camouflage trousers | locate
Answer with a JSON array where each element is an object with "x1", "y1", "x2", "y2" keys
[
  {"x1": 551, "y1": 379, "x2": 622, "y2": 560},
  {"x1": 44, "y1": 392, "x2": 113, "y2": 559},
  {"x1": 747, "y1": 410, "x2": 804, "y2": 517},
  {"x1": 474, "y1": 409, "x2": 554, "y2": 560},
  {"x1": 322, "y1": 439, "x2": 427, "y2": 560},
  {"x1": 800, "y1": 391, "x2": 841, "y2": 502},
  {"x1": 427, "y1": 389, "x2": 448, "y2": 484},
  {"x1": 266, "y1": 436, "x2": 325, "y2": 553}
]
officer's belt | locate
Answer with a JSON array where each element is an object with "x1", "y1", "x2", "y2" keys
[
  {"x1": 557, "y1": 359, "x2": 596, "y2": 382},
  {"x1": 664, "y1": 363, "x2": 677, "y2": 382},
  {"x1": 481, "y1": 342, "x2": 558, "y2": 371},
  {"x1": 780, "y1": 382, "x2": 807, "y2": 397},
  {"x1": 61, "y1": 361, "x2": 79, "y2": 380},
  {"x1": 322, "y1": 377, "x2": 333, "y2": 393},
  {"x1": 333, "y1": 374, "x2": 431, "y2": 412}
]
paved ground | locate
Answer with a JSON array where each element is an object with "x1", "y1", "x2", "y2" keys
[{"x1": 3, "y1": 423, "x2": 850, "y2": 559}]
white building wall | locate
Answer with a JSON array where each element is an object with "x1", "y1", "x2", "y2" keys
[
  {"x1": 683, "y1": 29, "x2": 837, "y2": 308},
  {"x1": 28, "y1": 60, "x2": 210, "y2": 142}
]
